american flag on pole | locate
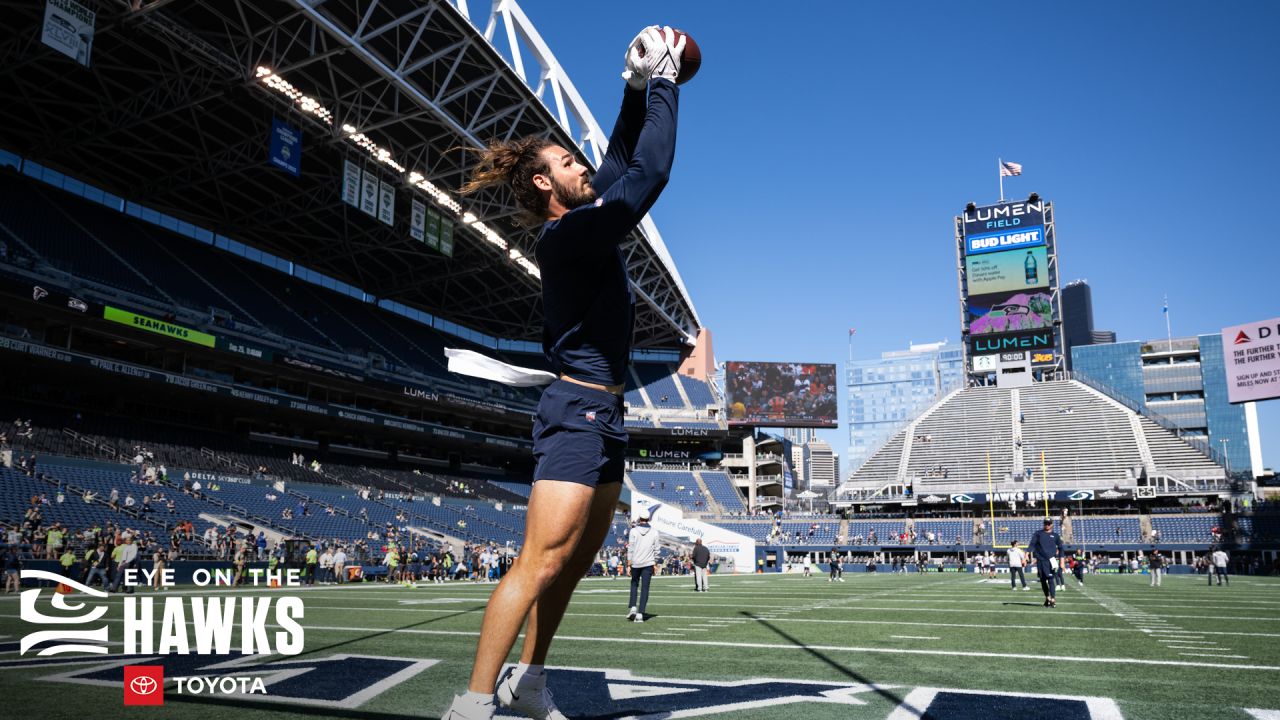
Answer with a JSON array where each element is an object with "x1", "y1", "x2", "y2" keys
[
  {"x1": 849, "y1": 328, "x2": 857, "y2": 336},
  {"x1": 1000, "y1": 161, "x2": 1023, "y2": 177}
]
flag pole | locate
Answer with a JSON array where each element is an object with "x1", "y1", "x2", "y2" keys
[
  {"x1": 998, "y1": 158, "x2": 1004, "y2": 203},
  {"x1": 1164, "y1": 294, "x2": 1173, "y2": 352}
]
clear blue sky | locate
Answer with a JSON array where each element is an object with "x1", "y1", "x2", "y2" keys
[{"x1": 524, "y1": 1, "x2": 1280, "y2": 472}]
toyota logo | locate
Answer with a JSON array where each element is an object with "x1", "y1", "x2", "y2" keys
[{"x1": 130, "y1": 676, "x2": 159, "y2": 696}]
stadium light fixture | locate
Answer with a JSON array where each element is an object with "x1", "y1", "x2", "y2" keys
[
  {"x1": 254, "y1": 66, "x2": 541, "y2": 280},
  {"x1": 965, "y1": 202, "x2": 977, "y2": 212},
  {"x1": 1027, "y1": 192, "x2": 1040, "y2": 203}
]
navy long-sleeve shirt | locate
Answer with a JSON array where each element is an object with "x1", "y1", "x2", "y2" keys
[
  {"x1": 1027, "y1": 528, "x2": 1063, "y2": 562},
  {"x1": 536, "y1": 79, "x2": 678, "y2": 387}
]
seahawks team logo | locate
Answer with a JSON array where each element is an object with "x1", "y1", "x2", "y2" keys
[
  {"x1": 950, "y1": 493, "x2": 975, "y2": 504},
  {"x1": 1067, "y1": 490, "x2": 1095, "y2": 501}
]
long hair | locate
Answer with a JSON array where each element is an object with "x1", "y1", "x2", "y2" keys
[{"x1": 458, "y1": 137, "x2": 555, "y2": 223}]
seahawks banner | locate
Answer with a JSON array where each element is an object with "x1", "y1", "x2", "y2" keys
[{"x1": 948, "y1": 488, "x2": 1131, "y2": 504}]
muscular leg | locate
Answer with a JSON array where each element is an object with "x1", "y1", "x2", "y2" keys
[
  {"x1": 522, "y1": 481, "x2": 623, "y2": 665},
  {"x1": 466, "y1": 480, "x2": 595, "y2": 693}
]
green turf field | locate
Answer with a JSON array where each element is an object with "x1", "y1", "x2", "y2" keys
[{"x1": 2, "y1": 571, "x2": 1278, "y2": 719}]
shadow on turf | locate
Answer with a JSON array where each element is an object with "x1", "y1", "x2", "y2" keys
[
  {"x1": 293, "y1": 606, "x2": 486, "y2": 660},
  {"x1": 162, "y1": 609, "x2": 487, "y2": 719},
  {"x1": 741, "y1": 611, "x2": 918, "y2": 714}
]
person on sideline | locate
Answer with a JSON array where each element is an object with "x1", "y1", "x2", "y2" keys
[
  {"x1": 1007, "y1": 540, "x2": 1029, "y2": 591},
  {"x1": 627, "y1": 513, "x2": 659, "y2": 621},
  {"x1": 691, "y1": 538, "x2": 711, "y2": 592}
]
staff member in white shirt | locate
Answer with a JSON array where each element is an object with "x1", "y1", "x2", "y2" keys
[
  {"x1": 1006, "y1": 540, "x2": 1029, "y2": 590},
  {"x1": 1211, "y1": 548, "x2": 1230, "y2": 586},
  {"x1": 626, "y1": 515, "x2": 659, "y2": 623},
  {"x1": 333, "y1": 546, "x2": 347, "y2": 584}
]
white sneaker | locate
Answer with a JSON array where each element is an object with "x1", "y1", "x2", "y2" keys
[
  {"x1": 633, "y1": 615, "x2": 645, "y2": 623},
  {"x1": 626, "y1": 606, "x2": 637, "y2": 621},
  {"x1": 496, "y1": 668, "x2": 567, "y2": 720},
  {"x1": 443, "y1": 693, "x2": 497, "y2": 720},
  {"x1": 1022, "y1": 586, "x2": 1031, "y2": 591}
]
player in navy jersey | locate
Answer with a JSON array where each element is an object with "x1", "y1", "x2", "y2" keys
[
  {"x1": 1028, "y1": 518, "x2": 1064, "y2": 608},
  {"x1": 444, "y1": 26, "x2": 686, "y2": 720}
]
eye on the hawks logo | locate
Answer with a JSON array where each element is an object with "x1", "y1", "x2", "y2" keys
[{"x1": 1235, "y1": 330, "x2": 1251, "y2": 345}]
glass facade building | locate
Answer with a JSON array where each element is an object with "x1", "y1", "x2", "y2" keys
[
  {"x1": 846, "y1": 341, "x2": 964, "y2": 474},
  {"x1": 1072, "y1": 335, "x2": 1255, "y2": 475}
]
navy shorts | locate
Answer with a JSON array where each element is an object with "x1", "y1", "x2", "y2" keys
[{"x1": 533, "y1": 380, "x2": 627, "y2": 487}]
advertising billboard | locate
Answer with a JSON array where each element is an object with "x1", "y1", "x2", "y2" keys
[
  {"x1": 967, "y1": 291, "x2": 1054, "y2": 334},
  {"x1": 962, "y1": 200, "x2": 1046, "y2": 246},
  {"x1": 965, "y1": 246, "x2": 1049, "y2": 296},
  {"x1": 725, "y1": 361, "x2": 837, "y2": 427},
  {"x1": 969, "y1": 328, "x2": 1055, "y2": 356},
  {"x1": 1221, "y1": 316, "x2": 1280, "y2": 403}
]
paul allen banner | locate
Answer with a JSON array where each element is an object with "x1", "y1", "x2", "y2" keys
[{"x1": 103, "y1": 306, "x2": 216, "y2": 348}]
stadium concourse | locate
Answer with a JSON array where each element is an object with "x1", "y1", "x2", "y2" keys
[{"x1": 1, "y1": 1, "x2": 1278, "y2": 719}]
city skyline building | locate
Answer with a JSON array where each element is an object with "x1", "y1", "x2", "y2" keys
[
  {"x1": 1072, "y1": 334, "x2": 1263, "y2": 478},
  {"x1": 846, "y1": 340, "x2": 965, "y2": 475}
]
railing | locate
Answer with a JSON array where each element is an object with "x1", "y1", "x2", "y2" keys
[{"x1": 1071, "y1": 371, "x2": 1232, "y2": 471}]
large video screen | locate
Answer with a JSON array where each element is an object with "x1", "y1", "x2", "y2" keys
[
  {"x1": 967, "y1": 291, "x2": 1054, "y2": 335},
  {"x1": 725, "y1": 362, "x2": 837, "y2": 428}
]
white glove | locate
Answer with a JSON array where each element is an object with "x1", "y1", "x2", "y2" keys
[
  {"x1": 626, "y1": 26, "x2": 685, "y2": 86},
  {"x1": 645, "y1": 26, "x2": 686, "y2": 84},
  {"x1": 621, "y1": 26, "x2": 658, "y2": 90}
]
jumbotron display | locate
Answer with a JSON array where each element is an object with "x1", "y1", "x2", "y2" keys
[{"x1": 725, "y1": 361, "x2": 838, "y2": 427}]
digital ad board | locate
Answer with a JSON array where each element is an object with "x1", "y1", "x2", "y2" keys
[
  {"x1": 965, "y1": 245, "x2": 1048, "y2": 296},
  {"x1": 725, "y1": 361, "x2": 837, "y2": 427},
  {"x1": 962, "y1": 199, "x2": 1046, "y2": 245},
  {"x1": 1221, "y1": 316, "x2": 1280, "y2": 403},
  {"x1": 959, "y1": 199, "x2": 1059, "y2": 370},
  {"x1": 966, "y1": 291, "x2": 1054, "y2": 335}
]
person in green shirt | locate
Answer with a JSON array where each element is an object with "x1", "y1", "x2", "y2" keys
[
  {"x1": 46, "y1": 525, "x2": 64, "y2": 560},
  {"x1": 305, "y1": 547, "x2": 318, "y2": 586},
  {"x1": 59, "y1": 548, "x2": 76, "y2": 574}
]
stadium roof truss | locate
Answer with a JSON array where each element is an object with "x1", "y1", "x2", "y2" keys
[{"x1": 0, "y1": 0, "x2": 700, "y2": 348}]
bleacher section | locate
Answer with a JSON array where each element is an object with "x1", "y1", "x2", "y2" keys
[
  {"x1": 846, "y1": 381, "x2": 1227, "y2": 493},
  {"x1": 1019, "y1": 382, "x2": 1142, "y2": 485},
  {"x1": 629, "y1": 469, "x2": 711, "y2": 511},
  {"x1": 632, "y1": 364, "x2": 686, "y2": 410},
  {"x1": 678, "y1": 375, "x2": 717, "y2": 407},
  {"x1": 1150, "y1": 514, "x2": 1221, "y2": 543},
  {"x1": 906, "y1": 386, "x2": 1012, "y2": 486},
  {"x1": 0, "y1": 170, "x2": 541, "y2": 410},
  {"x1": 699, "y1": 471, "x2": 746, "y2": 513}
]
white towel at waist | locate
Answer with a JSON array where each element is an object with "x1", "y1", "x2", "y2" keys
[{"x1": 444, "y1": 348, "x2": 557, "y2": 387}]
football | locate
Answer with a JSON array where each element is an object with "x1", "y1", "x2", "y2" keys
[{"x1": 638, "y1": 28, "x2": 701, "y2": 85}]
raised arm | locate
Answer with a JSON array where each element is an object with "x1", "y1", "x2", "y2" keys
[
  {"x1": 591, "y1": 86, "x2": 647, "y2": 194},
  {"x1": 562, "y1": 78, "x2": 678, "y2": 245}
]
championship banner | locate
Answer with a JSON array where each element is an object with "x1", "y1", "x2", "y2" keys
[
  {"x1": 378, "y1": 180, "x2": 395, "y2": 226},
  {"x1": 103, "y1": 306, "x2": 216, "y2": 348},
  {"x1": 41, "y1": 0, "x2": 95, "y2": 67},
  {"x1": 341, "y1": 160, "x2": 361, "y2": 206},
  {"x1": 269, "y1": 117, "x2": 301, "y2": 176},
  {"x1": 410, "y1": 198, "x2": 426, "y2": 242}
]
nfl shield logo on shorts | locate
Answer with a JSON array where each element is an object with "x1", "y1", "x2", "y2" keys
[{"x1": 585, "y1": 411, "x2": 596, "y2": 422}]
